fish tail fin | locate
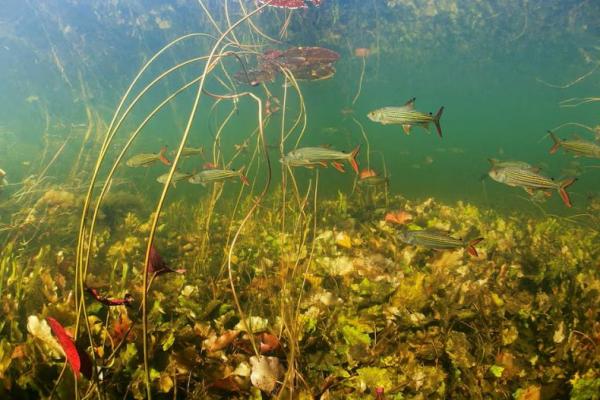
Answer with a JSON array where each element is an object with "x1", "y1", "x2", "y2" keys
[
  {"x1": 548, "y1": 130, "x2": 560, "y2": 154},
  {"x1": 348, "y1": 145, "x2": 360, "y2": 173},
  {"x1": 466, "y1": 237, "x2": 483, "y2": 257},
  {"x1": 558, "y1": 177, "x2": 577, "y2": 207},
  {"x1": 433, "y1": 106, "x2": 444, "y2": 138},
  {"x1": 159, "y1": 146, "x2": 171, "y2": 166},
  {"x1": 238, "y1": 166, "x2": 250, "y2": 186}
]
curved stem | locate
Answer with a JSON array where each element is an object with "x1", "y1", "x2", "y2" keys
[
  {"x1": 352, "y1": 56, "x2": 366, "y2": 105},
  {"x1": 140, "y1": 5, "x2": 271, "y2": 398}
]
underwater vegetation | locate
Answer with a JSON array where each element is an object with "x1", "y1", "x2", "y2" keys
[
  {"x1": 0, "y1": 0, "x2": 598, "y2": 399},
  {"x1": 0, "y1": 193, "x2": 599, "y2": 399}
]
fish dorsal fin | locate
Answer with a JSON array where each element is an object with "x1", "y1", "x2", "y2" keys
[
  {"x1": 320, "y1": 143, "x2": 332, "y2": 149},
  {"x1": 570, "y1": 133, "x2": 583, "y2": 140},
  {"x1": 404, "y1": 97, "x2": 416, "y2": 109},
  {"x1": 427, "y1": 228, "x2": 453, "y2": 236}
]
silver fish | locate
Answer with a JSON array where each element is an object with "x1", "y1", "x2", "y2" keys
[
  {"x1": 548, "y1": 131, "x2": 600, "y2": 159},
  {"x1": 398, "y1": 228, "x2": 483, "y2": 256},
  {"x1": 173, "y1": 146, "x2": 204, "y2": 158},
  {"x1": 488, "y1": 166, "x2": 576, "y2": 207},
  {"x1": 367, "y1": 97, "x2": 444, "y2": 137},
  {"x1": 126, "y1": 147, "x2": 171, "y2": 167},
  {"x1": 156, "y1": 171, "x2": 193, "y2": 187},
  {"x1": 488, "y1": 158, "x2": 539, "y2": 172},
  {"x1": 188, "y1": 167, "x2": 249, "y2": 186},
  {"x1": 281, "y1": 146, "x2": 360, "y2": 173}
]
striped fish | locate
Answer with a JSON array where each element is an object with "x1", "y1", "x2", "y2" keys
[
  {"x1": 174, "y1": 146, "x2": 204, "y2": 158},
  {"x1": 398, "y1": 228, "x2": 483, "y2": 257},
  {"x1": 488, "y1": 158, "x2": 539, "y2": 172},
  {"x1": 126, "y1": 147, "x2": 171, "y2": 167},
  {"x1": 488, "y1": 166, "x2": 577, "y2": 207},
  {"x1": 156, "y1": 171, "x2": 193, "y2": 187},
  {"x1": 281, "y1": 145, "x2": 360, "y2": 173},
  {"x1": 367, "y1": 97, "x2": 445, "y2": 137},
  {"x1": 548, "y1": 131, "x2": 600, "y2": 159},
  {"x1": 188, "y1": 166, "x2": 249, "y2": 186}
]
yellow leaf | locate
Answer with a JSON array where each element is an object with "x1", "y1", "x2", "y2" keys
[{"x1": 159, "y1": 374, "x2": 173, "y2": 393}]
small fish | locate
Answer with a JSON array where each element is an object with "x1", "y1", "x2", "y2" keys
[
  {"x1": 189, "y1": 166, "x2": 249, "y2": 186},
  {"x1": 398, "y1": 228, "x2": 483, "y2": 257},
  {"x1": 367, "y1": 97, "x2": 444, "y2": 137},
  {"x1": 281, "y1": 146, "x2": 360, "y2": 173},
  {"x1": 126, "y1": 147, "x2": 171, "y2": 167},
  {"x1": 488, "y1": 166, "x2": 577, "y2": 207},
  {"x1": 488, "y1": 158, "x2": 539, "y2": 172},
  {"x1": 156, "y1": 171, "x2": 193, "y2": 187},
  {"x1": 176, "y1": 146, "x2": 204, "y2": 158},
  {"x1": 548, "y1": 131, "x2": 600, "y2": 159}
]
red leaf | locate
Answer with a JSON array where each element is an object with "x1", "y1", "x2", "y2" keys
[
  {"x1": 148, "y1": 245, "x2": 185, "y2": 276},
  {"x1": 46, "y1": 317, "x2": 80, "y2": 378}
]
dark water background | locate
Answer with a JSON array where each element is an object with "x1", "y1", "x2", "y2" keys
[{"x1": 0, "y1": 0, "x2": 598, "y2": 217}]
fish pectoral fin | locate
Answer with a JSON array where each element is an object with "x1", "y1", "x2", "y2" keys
[
  {"x1": 402, "y1": 124, "x2": 412, "y2": 135},
  {"x1": 524, "y1": 187, "x2": 534, "y2": 195},
  {"x1": 317, "y1": 161, "x2": 328, "y2": 167}
]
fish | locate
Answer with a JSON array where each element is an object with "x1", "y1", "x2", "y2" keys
[
  {"x1": 126, "y1": 146, "x2": 171, "y2": 167},
  {"x1": 398, "y1": 228, "x2": 483, "y2": 257},
  {"x1": 367, "y1": 97, "x2": 445, "y2": 137},
  {"x1": 488, "y1": 166, "x2": 577, "y2": 207},
  {"x1": 488, "y1": 158, "x2": 539, "y2": 172},
  {"x1": 156, "y1": 171, "x2": 193, "y2": 187},
  {"x1": 548, "y1": 131, "x2": 600, "y2": 159},
  {"x1": 281, "y1": 146, "x2": 360, "y2": 173},
  {"x1": 188, "y1": 166, "x2": 249, "y2": 186},
  {"x1": 175, "y1": 146, "x2": 204, "y2": 158}
]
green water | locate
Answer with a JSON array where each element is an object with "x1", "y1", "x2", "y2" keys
[
  {"x1": 1, "y1": 1, "x2": 598, "y2": 215},
  {"x1": 0, "y1": 1, "x2": 599, "y2": 399}
]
